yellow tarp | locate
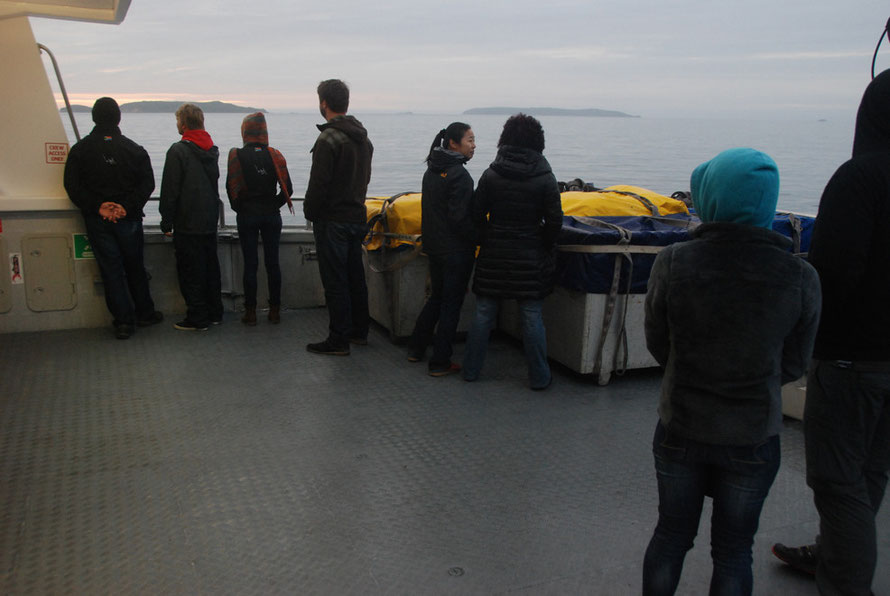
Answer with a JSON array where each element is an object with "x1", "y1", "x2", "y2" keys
[
  {"x1": 364, "y1": 186, "x2": 689, "y2": 250},
  {"x1": 561, "y1": 185, "x2": 689, "y2": 217}
]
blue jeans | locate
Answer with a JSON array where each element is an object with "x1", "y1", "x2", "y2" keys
[
  {"x1": 237, "y1": 213, "x2": 282, "y2": 307},
  {"x1": 462, "y1": 296, "x2": 551, "y2": 388},
  {"x1": 83, "y1": 214, "x2": 156, "y2": 326},
  {"x1": 313, "y1": 220, "x2": 369, "y2": 345},
  {"x1": 643, "y1": 422, "x2": 780, "y2": 596},
  {"x1": 173, "y1": 233, "x2": 223, "y2": 326},
  {"x1": 805, "y1": 359, "x2": 890, "y2": 596},
  {"x1": 408, "y1": 251, "x2": 475, "y2": 368}
]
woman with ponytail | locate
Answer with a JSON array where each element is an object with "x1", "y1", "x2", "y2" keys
[{"x1": 407, "y1": 122, "x2": 477, "y2": 376}]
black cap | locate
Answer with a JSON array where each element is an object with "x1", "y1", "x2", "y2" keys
[{"x1": 92, "y1": 97, "x2": 121, "y2": 126}]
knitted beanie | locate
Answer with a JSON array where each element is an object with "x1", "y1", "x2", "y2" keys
[{"x1": 92, "y1": 97, "x2": 121, "y2": 126}]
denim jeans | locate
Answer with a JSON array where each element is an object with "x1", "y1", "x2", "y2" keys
[
  {"x1": 408, "y1": 251, "x2": 475, "y2": 368},
  {"x1": 805, "y1": 359, "x2": 890, "y2": 596},
  {"x1": 643, "y1": 422, "x2": 780, "y2": 596},
  {"x1": 313, "y1": 220, "x2": 369, "y2": 345},
  {"x1": 462, "y1": 296, "x2": 551, "y2": 388},
  {"x1": 173, "y1": 233, "x2": 223, "y2": 326},
  {"x1": 237, "y1": 213, "x2": 282, "y2": 307},
  {"x1": 83, "y1": 214, "x2": 156, "y2": 326}
]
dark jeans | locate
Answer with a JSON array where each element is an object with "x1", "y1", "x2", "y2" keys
[
  {"x1": 237, "y1": 213, "x2": 282, "y2": 307},
  {"x1": 173, "y1": 233, "x2": 223, "y2": 326},
  {"x1": 643, "y1": 422, "x2": 780, "y2": 596},
  {"x1": 408, "y1": 251, "x2": 475, "y2": 367},
  {"x1": 805, "y1": 359, "x2": 890, "y2": 596},
  {"x1": 83, "y1": 214, "x2": 155, "y2": 326},
  {"x1": 313, "y1": 220, "x2": 369, "y2": 345}
]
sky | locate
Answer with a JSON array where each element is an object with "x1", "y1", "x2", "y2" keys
[{"x1": 28, "y1": 0, "x2": 890, "y2": 120}]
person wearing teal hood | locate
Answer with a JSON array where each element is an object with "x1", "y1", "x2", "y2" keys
[
  {"x1": 642, "y1": 148, "x2": 821, "y2": 595},
  {"x1": 773, "y1": 70, "x2": 890, "y2": 595}
]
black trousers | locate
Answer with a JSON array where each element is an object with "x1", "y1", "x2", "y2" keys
[{"x1": 173, "y1": 233, "x2": 223, "y2": 326}]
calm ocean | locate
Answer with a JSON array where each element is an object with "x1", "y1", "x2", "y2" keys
[{"x1": 61, "y1": 111, "x2": 855, "y2": 225}]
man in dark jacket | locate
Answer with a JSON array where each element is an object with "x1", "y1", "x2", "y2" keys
[
  {"x1": 63, "y1": 97, "x2": 162, "y2": 339},
  {"x1": 304, "y1": 79, "x2": 373, "y2": 355},
  {"x1": 643, "y1": 148, "x2": 820, "y2": 595},
  {"x1": 160, "y1": 103, "x2": 223, "y2": 331},
  {"x1": 773, "y1": 71, "x2": 890, "y2": 596}
]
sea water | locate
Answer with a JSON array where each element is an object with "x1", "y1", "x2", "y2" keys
[{"x1": 60, "y1": 111, "x2": 855, "y2": 226}]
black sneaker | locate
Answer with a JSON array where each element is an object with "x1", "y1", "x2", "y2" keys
[
  {"x1": 307, "y1": 339, "x2": 350, "y2": 356},
  {"x1": 772, "y1": 543, "x2": 818, "y2": 576},
  {"x1": 174, "y1": 320, "x2": 209, "y2": 331},
  {"x1": 429, "y1": 362, "x2": 461, "y2": 377},
  {"x1": 136, "y1": 311, "x2": 164, "y2": 327},
  {"x1": 114, "y1": 323, "x2": 134, "y2": 340}
]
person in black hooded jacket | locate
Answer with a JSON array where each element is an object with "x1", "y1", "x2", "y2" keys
[
  {"x1": 160, "y1": 103, "x2": 223, "y2": 331},
  {"x1": 772, "y1": 70, "x2": 890, "y2": 596},
  {"x1": 462, "y1": 114, "x2": 563, "y2": 389},
  {"x1": 406, "y1": 122, "x2": 477, "y2": 375}
]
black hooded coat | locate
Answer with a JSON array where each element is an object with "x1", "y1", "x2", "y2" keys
[
  {"x1": 809, "y1": 69, "x2": 890, "y2": 361},
  {"x1": 471, "y1": 145, "x2": 563, "y2": 300}
]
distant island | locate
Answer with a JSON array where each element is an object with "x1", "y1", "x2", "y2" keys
[
  {"x1": 464, "y1": 107, "x2": 639, "y2": 118},
  {"x1": 63, "y1": 100, "x2": 266, "y2": 114}
]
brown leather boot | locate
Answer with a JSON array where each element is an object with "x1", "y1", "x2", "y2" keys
[
  {"x1": 268, "y1": 304, "x2": 280, "y2": 324},
  {"x1": 241, "y1": 305, "x2": 257, "y2": 326}
]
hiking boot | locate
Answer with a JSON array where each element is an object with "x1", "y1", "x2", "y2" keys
[
  {"x1": 429, "y1": 362, "x2": 461, "y2": 377},
  {"x1": 772, "y1": 543, "x2": 818, "y2": 576},
  {"x1": 174, "y1": 320, "x2": 208, "y2": 331},
  {"x1": 268, "y1": 305, "x2": 280, "y2": 324},
  {"x1": 242, "y1": 306, "x2": 257, "y2": 326},
  {"x1": 307, "y1": 339, "x2": 350, "y2": 356},
  {"x1": 136, "y1": 311, "x2": 164, "y2": 327},
  {"x1": 114, "y1": 323, "x2": 134, "y2": 340}
]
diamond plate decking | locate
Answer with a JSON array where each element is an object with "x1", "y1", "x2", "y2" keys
[{"x1": 1, "y1": 307, "x2": 888, "y2": 595}]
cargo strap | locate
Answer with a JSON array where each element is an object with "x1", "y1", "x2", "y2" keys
[
  {"x1": 561, "y1": 217, "x2": 635, "y2": 380},
  {"x1": 605, "y1": 190, "x2": 662, "y2": 217}
]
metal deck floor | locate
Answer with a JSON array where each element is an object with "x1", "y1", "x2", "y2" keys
[{"x1": 1, "y1": 307, "x2": 888, "y2": 595}]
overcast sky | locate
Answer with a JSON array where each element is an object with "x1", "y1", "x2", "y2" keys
[{"x1": 29, "y1": 0, "x2": 890, "y2": 120}]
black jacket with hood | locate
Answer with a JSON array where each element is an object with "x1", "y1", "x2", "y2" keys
[
  {"x1": 159, "y1": 139, "x2": 221, "y2": 234},
  {"x1": 471, "y1": 145, "x2": 563, "y2": 300},
  {"x1": 809, "y1": 69, "x2": 890, "y2": 361},
  {"x1": 64, "y1": 125, "x2": 154, "y2": 221},
  {"x1": 304, "y1": 115, "x2": 373, "y2": 224},
  {"x1": 420, "y1": 147, "x2": 476, "y2": 255}
]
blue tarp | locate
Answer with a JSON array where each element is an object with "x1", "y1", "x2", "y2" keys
[
  {"x1": 554, "y1": 213, "x2": 815, "y2": 295},
  {"x1": 555, "y1": 215, "x2": 695, "y2": 294}
]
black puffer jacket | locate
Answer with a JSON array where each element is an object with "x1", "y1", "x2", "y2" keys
[
  {"x1": 159, "y1": 140, "x2": 221, "y2": 234},
  {"x1": 471, "y1": 145, "x2": 564, "y2": 300},
  {"x1": 420, "y1": 147, "x2": 476, "y2": 255}
]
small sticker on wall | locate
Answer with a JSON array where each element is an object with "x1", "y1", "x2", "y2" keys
[
  {"x1": 10, "y1": 252, "x2": 23, "y2": 284},
  {"x1": 73, "y1": 233, "x2": 95, "y2": 259}
]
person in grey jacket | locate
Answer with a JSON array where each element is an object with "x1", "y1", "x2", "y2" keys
[
  {"x1": 159, "y1": 103, "x2": 223, "y2": 331},
  {"x1": 642, "y1": 148, "x2": 821, "y2": 595}
]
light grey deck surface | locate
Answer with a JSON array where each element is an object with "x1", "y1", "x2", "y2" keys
[{"x1": 1, "y1": 307, "x2": 888, "y2": 595}]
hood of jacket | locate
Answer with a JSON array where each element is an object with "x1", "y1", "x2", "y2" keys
[
  {"x1": 428, "y1": 146, "x2": 468, "y2": 173},
  {"x1": 317, "y1": 115, "x2": 369, "y2": 144},
  {"x1": 690, "y1": 147, "x2": 779, "y2": 229},
  {"x1": 184, "y1": 140, "x2": 220, "y2": 187},
  {"x1": 241, "y1": 112, "x2": 269, "y2": 145},
  {"x1": 490, "y1": 145, "x2": 551, "y2": 180},
  {"x1": 852, "y1": 69, "x2": 890, "y2": 157}
]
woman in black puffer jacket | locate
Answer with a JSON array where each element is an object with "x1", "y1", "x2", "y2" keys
[{"x1": 462, "y1": 114, "x2": 563, "y2": 389}]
